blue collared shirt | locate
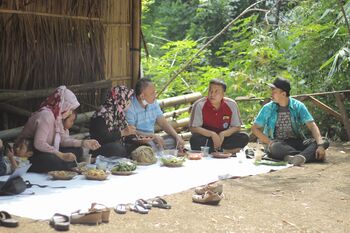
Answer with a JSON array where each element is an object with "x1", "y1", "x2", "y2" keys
[
  {"x1": 254, "y1": 97, "x2": 314, "y2": 140},
  {"x1": 126, "y1": 96, "x2": 163, "y2": 133}
]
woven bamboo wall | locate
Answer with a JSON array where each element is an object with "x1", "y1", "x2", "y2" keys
[
  {"x1": 0, "y1": 0, "x2": 141, "y2": 130},
  {"x1": 102, "y1": 0, "x2": 140, "y2": 88}
]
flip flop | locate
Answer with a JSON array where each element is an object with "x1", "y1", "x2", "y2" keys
[
  {"x1": 135, "y1": 199, "x2": 152, "y2": 209},
  {"x1": 150, "y1": 197, "x2": 171, "y2": 209},
  {"x1": 49, "y1": 213, "x2": 70, "y2": 231},
  {"x1": 128, "y1": 203, "x2": 149, "y2": 214},
  {"x1": 0, "y1": 211, "x2": 18, "y2": 228},
  {"x1": 114, "y1": 204, "x2": 127, "y2": 214}
]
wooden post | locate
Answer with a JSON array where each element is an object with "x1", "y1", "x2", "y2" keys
[{"x1": 334, "y1": 93, "x2": 350, "y2": 140}]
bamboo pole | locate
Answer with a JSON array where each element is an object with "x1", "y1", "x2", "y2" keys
[
  {"x1": 0, "y1": 104, "x2": 31, "y2": 117},
  {"x1": 163, "y1": 107, "x2": 191, "y2": 119},
  {"x1": 0, "y1": 80, "x2": 112, "y2": 102},
  {"x1": 158, "y1": 92, "x2": 202, "y2": 108},
  {"x1": 155, "y1": 118, "x2": 189, "y2": 133}
]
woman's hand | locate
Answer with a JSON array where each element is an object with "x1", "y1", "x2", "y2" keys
[
  {"x1": 82, "y1": 139, "x2": 101, "y2": 151},
  {"x1": 57, "y1": 152, "x2": 76, "y2": 162},
  {"x1": 121, "y1": 125, "x2": 136, "y2": 137}
]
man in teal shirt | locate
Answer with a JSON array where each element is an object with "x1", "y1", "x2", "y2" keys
[{"x1": 252, "y1": 77, "x2": 328, "y2": 166}]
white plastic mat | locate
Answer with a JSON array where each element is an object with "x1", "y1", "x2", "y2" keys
[{"x1": 0, "y1": 152, "x2": 289, "y2": 220}]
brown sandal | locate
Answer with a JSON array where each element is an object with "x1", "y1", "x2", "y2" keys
[
  {"x1": 70, "y1": 209, "x2": 102, "y2": 225},
  {"x1": 89, "y1": 203, "x2": 110, "y2": 223}
]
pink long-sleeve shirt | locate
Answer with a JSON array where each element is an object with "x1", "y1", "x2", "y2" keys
[{"x1": 18, "y1": 109, "x2": 81, "y2": 154}]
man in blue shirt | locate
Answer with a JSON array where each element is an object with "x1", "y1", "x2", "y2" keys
[
  {"x1": 126, "y1": 78, "x2": 185, "y2": 151},
  {"x1": 251, "y1": 77, "x2": 328, "y2": 166}
]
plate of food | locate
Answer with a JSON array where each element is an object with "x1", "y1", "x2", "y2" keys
[
  {"x1": 83, "y1": 169, "x2": 109, "y2": 181},
  {"x1": 160, "y1": 156, "x2": 185, "y2": 167},
  {"x1": 211, "y1": 151, "x2": 232, "y2": 158},
  {"x1": 187, "y1": 151, "x2": 203, "y2": 160},
  {"x1": 48, "y1": 171, "x2": 78, "y2": 180},
  {"x1": 111, "y1": 161, "x2": 137, "y2": 176}
]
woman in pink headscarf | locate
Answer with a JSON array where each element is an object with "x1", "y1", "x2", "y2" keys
[{"x1": 16, "y1": 86, "x2": 101, "y2": 173}]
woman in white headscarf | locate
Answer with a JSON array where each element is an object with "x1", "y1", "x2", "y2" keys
[{"x1": 16, "y1": 86, "x2": 101, "y2": 173}]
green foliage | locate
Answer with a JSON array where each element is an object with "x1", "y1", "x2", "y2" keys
[{"x1": 141, "y1": 0, "x2": 350, "y2": 138}]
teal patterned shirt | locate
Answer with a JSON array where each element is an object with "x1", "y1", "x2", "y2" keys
[{"x1": 254, "y1": 97, "x2": 314, "y2": 140}]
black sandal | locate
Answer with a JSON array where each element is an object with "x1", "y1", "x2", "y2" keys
[
  {"x1": 150, "y1": 197, "x2": 171, "y2": 209},
  {"x1": 49, "y1": 213, "x2": 70, "y2": 231},
  {"x1": 0, "y1": 211, "x2": 19, "y2": 228}
]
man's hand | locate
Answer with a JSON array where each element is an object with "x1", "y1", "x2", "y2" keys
[
  {"x1": 315, "y1": 146, "x2": 326, "y2": 160},
  {"x1": 176, "y1": 136, "x2": 185, "y2": 151},
  {"x1": 121, "y1": 125, "x2": 136, "y2": 137},
  {"x1": 211, "y1": 132, "x2": 222, "y2": 150},
  {"x1": 153, "y1": 135, "x2": 165, "y2": 148}
]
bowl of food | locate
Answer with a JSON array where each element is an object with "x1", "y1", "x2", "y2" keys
[
  {"x1": 83, "y1": 169, "x2": 109, "y2": 181},
  {"x1": 111, "y1": 161, "x2": 137, "y2": 175},
  {"x1": 48, "y1": 171, "x2": 78, "y2": 180},
  {"x1": 160, "y1": 155, "x2": 185, "y2": 167}
]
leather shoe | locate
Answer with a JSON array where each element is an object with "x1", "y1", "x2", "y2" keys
[
  {"x1": 195, "y1": 182, "x2": 223, "y2": 195},
  {"x1": 192, "y1": 190, "x2": 223, "y2": 205}
]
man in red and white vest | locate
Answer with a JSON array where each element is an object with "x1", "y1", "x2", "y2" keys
[{"x1": 189, "y1": 79, "x2": 249, "y2": 154}]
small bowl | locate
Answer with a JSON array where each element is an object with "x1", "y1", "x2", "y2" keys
[{"x1": 162, "y1": 149, "x2": 178, "y2": 157}]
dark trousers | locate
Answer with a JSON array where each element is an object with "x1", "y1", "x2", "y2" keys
[
  {"x1": 91, "y1": 142, "x2": 128, "y2": 158},
  {"x1": 268, "y1": 138, "x2": 329, "y2": 162},
  {"x1": 29, "y1": 147, "x2": 83, "y2": 173},
  {"x1": 190, "y1": 132, "x2": 249, "y2": 153},
  {"x1": 0, "y1": 149, "x2": 6, "y2": 176}
]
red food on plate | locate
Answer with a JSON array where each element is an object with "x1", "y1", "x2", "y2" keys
[
  {"x1": 187, "y1": 152, "x2": 202, "y2": 160},
  {"x1": 211, "y1": 152, "x2": 231, "y2": 158}
]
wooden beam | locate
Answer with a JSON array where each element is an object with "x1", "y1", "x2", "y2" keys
[
  {"x1": 0, "y1": 9, "x2": 100, "y2": 21},
  {"x1": 293, "y1": 90, "x2": 350, "y2": 98},
  {"x1": 334, "y1": 93, "x2": 350, "y2": 140},
  {"x1": 307, "y1": 96, "x2": 343, "y2": 122},
  {"x1": 0, "y1": 80, "x2": 112, "y2": 102}
]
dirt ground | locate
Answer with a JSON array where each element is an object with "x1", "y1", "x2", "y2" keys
[{"x1": 3, "y1": 142, "x2": 350, "y2": 233}]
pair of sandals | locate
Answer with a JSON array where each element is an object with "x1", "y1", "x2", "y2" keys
[
  {"x1": 0, "y1": 211, "x2": 18, "y2": 228},
  {"x1": 115, "y1": 197, "x2": 171, "y2": 215}
]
